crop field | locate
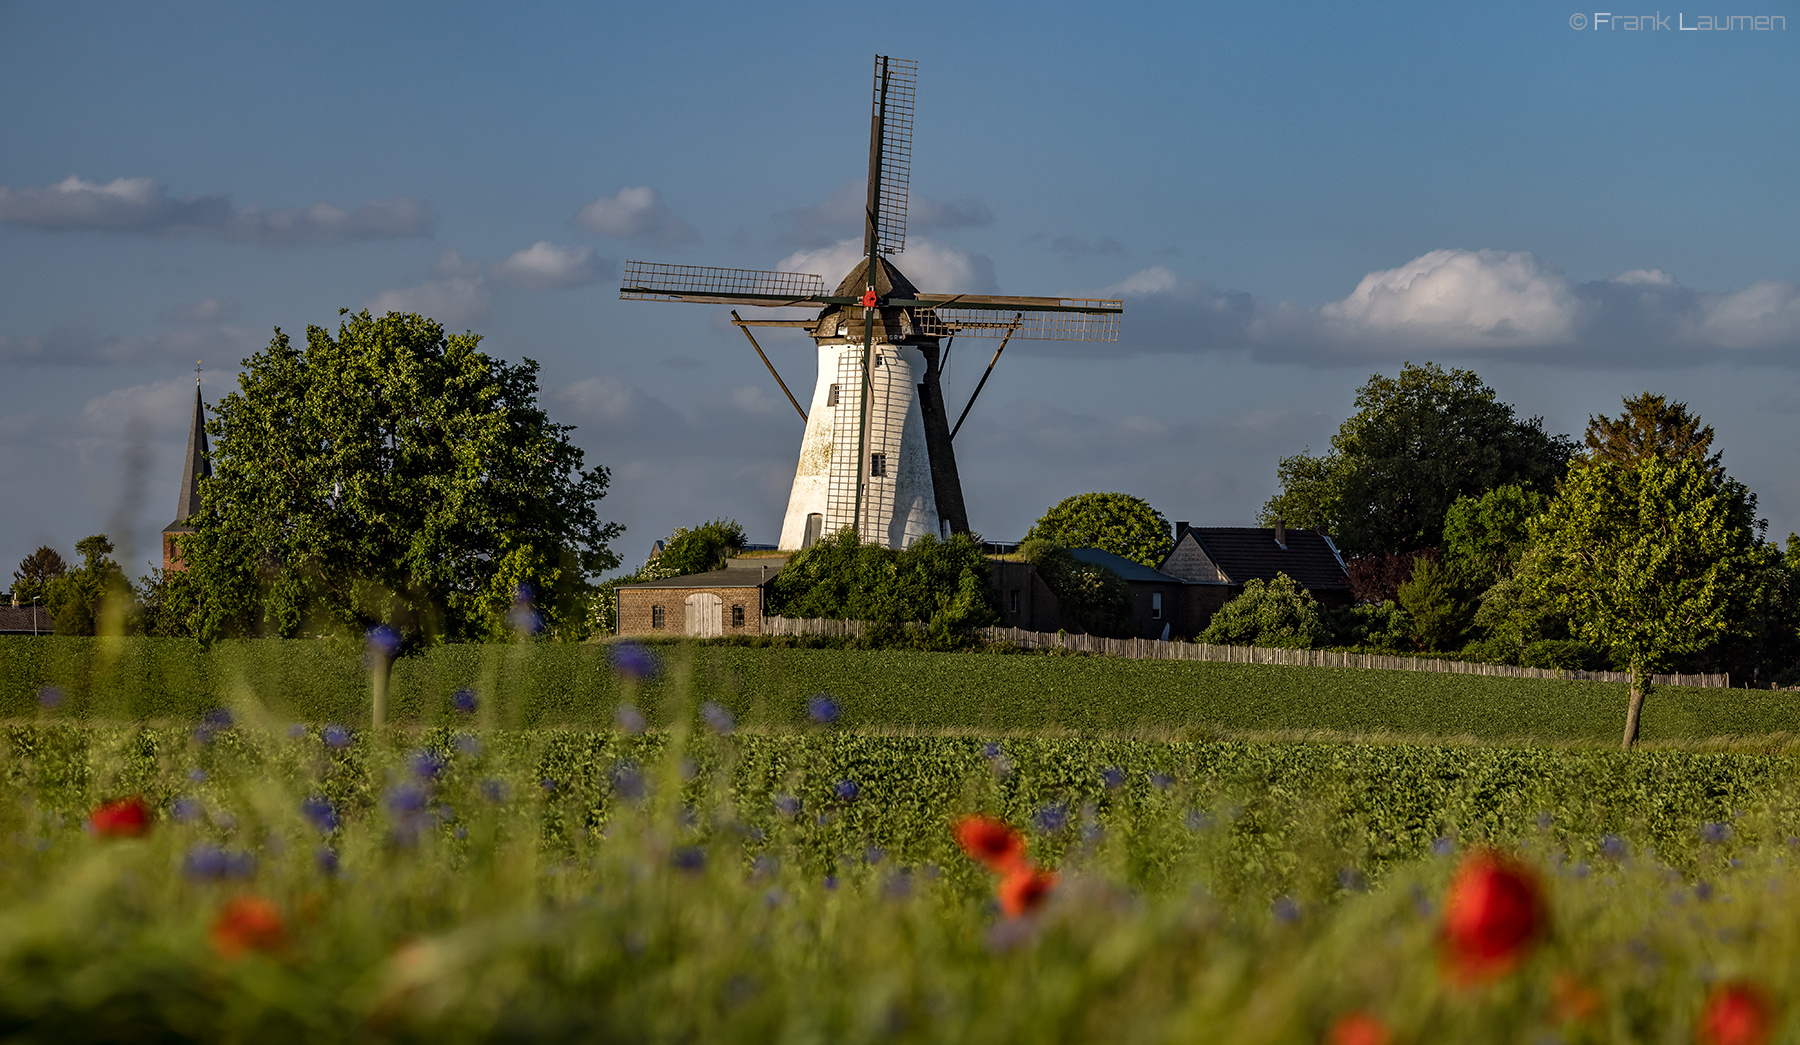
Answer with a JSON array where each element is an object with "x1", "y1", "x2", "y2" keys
[{"x1": 7, "y1": 636, "x2": 1800, "y2": 743}]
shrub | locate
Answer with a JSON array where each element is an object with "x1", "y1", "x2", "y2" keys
[
  {"x1": 1200, "y1": 573, "x2": 1328, "y2": 649},
  {"x1": 1025, "y1": 493, "x2": 1172, "y2": 568}
]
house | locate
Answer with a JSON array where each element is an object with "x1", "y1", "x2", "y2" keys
[
  {"x1": 615, "y1": 557, "x2": 786, "y2": 638},
  {"x1": 1159, "y1": 520, "x2": 1353, "y2": 633},
  {"x1": 0, "y1": 603, "x2": 53, "y2": 635}
]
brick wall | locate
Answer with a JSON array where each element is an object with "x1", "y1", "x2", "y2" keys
[{"x1": 617, "y1": 586, "x2": 766, "y2": 637}]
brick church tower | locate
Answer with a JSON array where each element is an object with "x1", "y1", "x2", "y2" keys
[{"x1": 161, "y1": 380, "x2": 210, "y2": 572}]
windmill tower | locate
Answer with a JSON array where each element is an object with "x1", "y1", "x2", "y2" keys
[{"x1": 621, "y1": 56, "x2": 1121, "y2": 549}]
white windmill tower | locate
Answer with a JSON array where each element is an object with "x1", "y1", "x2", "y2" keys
[{"x1": 620, "y1": 56, "x2": 1122, "y2": 550}]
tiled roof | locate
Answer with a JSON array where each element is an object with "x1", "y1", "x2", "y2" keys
[
  {"x1": 1067, "y1": 547, "x2": 1183, "y2": 584},
  {"x1": 1182, "y1": 527, "x2": 1349, "y2": 590},
  {"x1": 0, "y1": 604, "x2": 54, "y2": 634},
  {"x1": 616, "y1": 562, "x2": 785, "y2": 590}
]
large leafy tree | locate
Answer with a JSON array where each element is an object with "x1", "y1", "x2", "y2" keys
[
  {"x1": 1025, "y1": 492, "x2": 1172, "y2": 568},
  {"x1": 769, "y1": 530, "x2": 1002, "y2": 642},
  {"x1": 1582, "y1": 392, "x2": 1722, "y2": 474},
  {"x1": 183, "y1": 311, "x2": 621, "y2": 643},
  {"x1": 1522, "y1": 455, "x2": 1771, "y2": 748},
  {"x1": 1199, "y1": 573, "x2": 1328, "y2": 649},
  {"x1": 1261, "y1": 363, "x2": 1574, "y2": 557},
  {"x1": 10, "y1": 546, "x2": 66, "y2": 606},
  {"x1": 44, "y1": 535, "x2": 129, "y2": 636}
]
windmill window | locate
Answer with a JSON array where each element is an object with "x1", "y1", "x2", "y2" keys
[
  {"x1": 870, "y1": 453, "x2": 887, "y2": 478},
  {"x1": 731, "y1": 604, "x2": 745, "y2": 628},
  {"x1": 827, "y1": 383, "x2": 840, "y2": 407},
  {"x1": 651, "y1": 605, "x2": 665, "y2": 629}
]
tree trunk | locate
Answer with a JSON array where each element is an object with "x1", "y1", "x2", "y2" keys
[{"x1": 1621, "y1": 661, "x2": 1647, "y2": 749}]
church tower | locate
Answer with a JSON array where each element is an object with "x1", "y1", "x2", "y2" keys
[{"x1": 161, "y1": 377, "x2": 210, "y2": 572}]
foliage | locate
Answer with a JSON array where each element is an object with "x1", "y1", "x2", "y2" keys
[
  {"x1": 134, "y1": 567, "x2": 203, "y2": 638},
  {"x1": 590, "y1": 520, "x2": 749, "y2": 635},
  {"x1": 1441, "y1": 485, "x2": 1547, "y2": 592},
  {"x1": 768, "y1": 531, "x2": 1002, "y2": 644},
  {"x1": 1199, "y1": 573, "x2": 1329, "y2": 649},
  {"x1": 1396, "y1": 555, "x2": 1473, "y2": 652},
  {"x1": 1343, "y1": 549, "x2": 1433, "y2": 605},
  {"x1": 1017, "y1": 539, "x2": 1133, "y2": 638},
  {"x1": 1327, "y1": 600, "x2": 1414, "y2": 652},
  {"x1": 1260, "y1": 363, "x2": 1574, "y2": 557},
  {"x1": 1582, "y1": 391, "x2": 1723, "y2": 475},
  {"x1": 43, "y1": 535, "x2": 130, "y2": 637},
  {"x1": 1024, "y1": 492, "x2": 1172, "y2": 568},
  {"x1": 10, "y1": 545, "x2": 65, "y2": 606},
  {"x1": 182, "y1": 311, "x2": 621, "y2": 646},
  {"x1": 8, "y1": 724, "x2": 1800, "y2": 1040}
]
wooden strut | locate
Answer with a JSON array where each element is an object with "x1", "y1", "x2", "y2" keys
[
  {"x1": 950, "y1": 315, "x2": 1021, "y2": 439},
  {"x1": 730, "y1": 310, "x2": 807, "y2": 422}
]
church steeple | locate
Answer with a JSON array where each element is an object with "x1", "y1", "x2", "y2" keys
[{"x1": 162, "y1": 366, "x2": 211, "y2": 572}]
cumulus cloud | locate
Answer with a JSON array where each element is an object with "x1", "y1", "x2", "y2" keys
[
  {"x1": 0, "y1": 175, "x2": 435, "y2": 245},
  {"x1": 1091, "y1": 248, "x2": 1800, "y2": 367},
  {"x1": 778, "y1": 237, "x2": 998, "y2": 294},
  {"x1": 573, "y1": 186, "x2": 698, "y2": 245},
  {"x1": 489, "y1": 241, "x2": 611, "y2": 289},
  {"x1": 779, "y1": 180, "x2": 995, "y2": 246},
  {"x1": 0, "y1": 322, "x2": 264, "y2": 367},
  {"x1": 366, "y1": 278, "x2": 492, "y2": 328}
]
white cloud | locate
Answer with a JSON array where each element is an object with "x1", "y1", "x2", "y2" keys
[
  {"x1": 366, "y1": 277, "x2": 492, "y2": 328},
  {"x1": 777, "y1": 237, "x2": 998, "y2": 294},
  {"x1": 573, "y1": 186, "x2": 698, "y2": 245},
  {"x1": 1093, "y1": 248, "x2": 1800, "y2": 366},
  {"x1": 0, "y1": 175, "x2": 435, "y2": 244},
  {"x1": 489, "y1": 241, "x2": 610, "y2": 289}
]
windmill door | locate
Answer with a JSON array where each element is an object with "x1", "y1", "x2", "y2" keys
[{"x1": 684, "y1": 593, "x2": 723, "y2": 637}]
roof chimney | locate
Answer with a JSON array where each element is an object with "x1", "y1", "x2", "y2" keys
[
  {"x1": 1274, "y1": 517, "x2": 1287, "y2": 550},
  {"x1": 1174, "y1": 520, "x2": 1189, "y2": 544}
]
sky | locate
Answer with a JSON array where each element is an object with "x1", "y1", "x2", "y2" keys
[{"x1": 2, "y1": 0, "x2": 1798, "y2": 580}]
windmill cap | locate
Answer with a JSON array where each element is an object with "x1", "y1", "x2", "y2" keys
[{"x1": 814, "y1": 256, "x2": 939, "y2": 345}]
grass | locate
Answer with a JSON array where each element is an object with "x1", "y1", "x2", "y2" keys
[{"x1": 4, "y1": 636, "x2": 1795, "y2": 745}]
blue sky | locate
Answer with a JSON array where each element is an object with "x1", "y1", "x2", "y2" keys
[{"x1": 3, "y1": 0, "x2": 1797, "y2": 577}]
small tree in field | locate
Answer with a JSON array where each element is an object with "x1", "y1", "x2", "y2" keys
[
  {"x1": 1200, "y1": 573, "x2": 1328, "y2": 649},
  {"x1": 1524, "y1": 455, "x2": 1770, "y2": 748},
  {"x1": 1026, "y1": 492, "x2": 1172, "y2": 568}
]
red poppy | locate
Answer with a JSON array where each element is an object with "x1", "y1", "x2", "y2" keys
[
  {"x1": 1698, "y1": 982, "x2": 1776, "y2": 1045},
  {"x1": 997, "y1": 866, "x2": 1056, "y2": 918},
  {"x1": 88, "y1": 796, "x2": 153, "y2": 838},
  {"x1": 210, "y1": 895, "x2": 286, "y2": 959},
  {"x1": 954, "y1": 815, "x2": 1027, "y2": 873},
  {"x1": 1441, "y1": 849, "x2": 1545, "y2": 982},
  {"x1": 1326, "y1": 1011, "x2": 1390, "y2": 1045},
  {"x1": 1552, "y1": 973, "x2": 1602, "y2": 1025}
]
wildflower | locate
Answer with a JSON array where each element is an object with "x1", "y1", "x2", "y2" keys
[
  {"x1": 88, "y1": 796, "x2": 152, "y2": 838},
  {"x1": 1441, "y1": 850, "x2": 1546, "y2": 983},
  {"x1": 1183, "y1": 809, "x2": 1212, "y2": 832},
  {"x1": 701, "y1": 702, "x2": 735, "y2": 734},
  {"x1": 509, "y1": 586, "x2": 543, "y2": 635},
  {"x1": 1150, "y1": 772, "x2": 1174, "y2": 790},
  {"x1": 171, "y1": 796, "x2": 203, "y2": 823},
  {"x1": 1600, "y1": 834, "x2": 1627, "y2": 860},
  {"x1": 315, "y1": 846, "x2": 340, "y2": 876},
  {"x1": 833, "y1": 779, "x2": 859, "y2": 802},
  {"x1": 451, "y1": 688, "x2": 478, "y2": 714},
  {"x1": 37, "y1": 685, "x2": 63, "y2": 709},
  {"x1": 1432, "y1": 836, "x2": 1455, "y2": 857},
  {"x1": 997, "y1": 866, "x2": 1056, "y2": 918},
  {"x1": 204, "y1": 708, "x2": 234, "y2": 731},
  {"x1": 1272, "y1": 897, "x2": 1303, "y2": 924},
  {"x1": 285, "y1": 723, "x2": 307, "y2": 739},
  {"x1": 773, "y1": 794, "x2": 801, "y2": 817},
  {"x1": 385, "y1": 784, "x2": 429, "y2": 818},
  {"x1": 210, "y1": 895, "x2": 285, "y2": 958},
  {"x1": 823, "y1": 874, "x2": 839, "y2": 891},
  {"x1": 1037, "y1": 804, "x2": 1069, "y2": 833},
  {"x1": 479, "y1": 779, "x2": 505, "y2": 802},
  {"x1": 300, "y1": 796, "x2": 339, "y2": 834},
  {"x1": 807, "y1": 694, "x2": 841, "y2": 724},
  {"x1": 187, "y1": 768, "x2": 208, "y2": 783},
  {"x1": 454, "y1": 733, "x2": 481, "y2": 756},
  {"x1": 981, "y1": 742, "x2": 1001, "y2": 759},
  {"x1": 1552, "y1": 973, "x2": 1602, "y2": 1025},
  {"x1": 609, "y1": 641, "x2": 657, "y2": 681},
  {"x1": 614, "y1": 704, "x2": 647, "y2": 734},
  {"x1": 1535, "y1": 810, "x2": 1554, "y2": 830},
  {"x1": 1326, "y1": 1011, "x2": 1391, "y2": 1045},
  {"x1": 865, "y1": 846, "x2": 885, "y2": 865},
  {"x1": 183, "y1": 844, "x2": 256, "y2": 881},
  {"x1": 671, "y1": 847, "x2": 706, "y2": 872},
  {"x1": 954, "y1": 815, "x2": 1028, "y2": 873},
  {"x1": 612, "y1": 762, "x2": 646, "y2": 801},
  {"x1": 408, "y1": 750, "x2": 445, "y2": 781},
  {"x1": 1697, "y1": 981, "x2": 1775, "y2": 1045},
  {"x1": 541, "y1": 778, "x2": 558, "y2": 794},
  {"x1": 1100, "y1": 766, "x2": 1125, "y2": 789},
  {"x1": 1701, "y1": 822, "x2": 1732, "y2": 845},
  {"x1": 1338, "y1": 867, "x2": 1367, "y2": 892},
  {"x1": 322, "y1": 725, "x2": 351, "y2": 750},
  {"x1": 366, "y1": 625, "x2": 401, "y2": 660}
]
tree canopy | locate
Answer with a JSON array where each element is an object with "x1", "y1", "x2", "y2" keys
[
  {"x1": 1198, "y1": 573, "x2": 1329, "y2": 649},
  {"x1": 768, "y1": 531, "x2": 1001, "y2": 643},
  {"x1": 182, "y1": 311, "x2": 621, "y2": 644},
  {"x1": 10, "y1": 546, "x2": 65, "y2": 607},
  {"x1": 1025, "y1": 493, "x2": 1172, "y2": 568},
  {"x1": 44, "y1": 535, "x2": 128, "y2": 636},
  {"x1": 1261, "y1": 363, "x2": 1574, "y2": 557},
  {"x1": 1582, "y1": 392, "x2": 1722, "y2": 474}
]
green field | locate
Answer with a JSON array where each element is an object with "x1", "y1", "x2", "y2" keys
[
  {"x1": 5, "y1": 636, "x2": 1796, "y2": 744},
  {"x1": 4, "y1": 721, "x2": 1800, "y2": 1041}
]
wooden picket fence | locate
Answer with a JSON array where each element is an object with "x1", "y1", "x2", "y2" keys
[{"x1": 759, "y1": 616, "x2": 1729, "y2": 688}]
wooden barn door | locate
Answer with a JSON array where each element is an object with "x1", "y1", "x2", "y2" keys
[{"x1": 684, "y1": 593, "x2": 723, "y2": 637}]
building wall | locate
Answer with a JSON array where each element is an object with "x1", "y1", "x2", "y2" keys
[
  {"x1": 162, "y1": 530, "x2": 192, "y2": 573},
  {"x1": 1161, "y1": 533, "x2": 1225, "y2": 583},
  {"x1": 988, "y1": 560, "x2": 1071, "y2": 633},
  {"x1": 617, "y1": 586, "x2": 766, "y2": 637}
]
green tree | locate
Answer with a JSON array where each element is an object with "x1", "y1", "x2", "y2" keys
[
  {"x1": 1523, "y1": 455, "x2": 1771, "y2": 748},
  {"x1": 184, "y1": 311, "x2": 621, "y2": 645},
  {"x1": 1260, "y1": 363, "x2": 1574, "y2": 557},
  {"x1": 1441, "y1": 485, "x2": 1547, "y2": 592},
  {"x1": 10, "y1": 546, "x2": 66, "y2": 606},
  {"x1": 1199, "y1": 573, "x2": 1329, "y2": 649},
  {"x1": 646, "y1": 520, "x2": 746, "y2": 578},
  {"x1": 1582, "y1": 392, "x2": 1722, "y2": 474},
  {"x1": 135, "y1": 567, "x2": 203, "y2": 638},
  {"x1": 1396, "y1": 556, "x2": 1472, "y2": 652},
  {"x1": 45, "y1": 535, "x2": 130, "y2": 636},
  {"x1": 1025, "y1": 492, "x2": 1172, "y2": 568},
  {"x1": 768, "y1": 531, "x2": 1001, "y2": 643},
  {"x1": 1018, "y1": 538, "x2": 1134, "y2": 638}
]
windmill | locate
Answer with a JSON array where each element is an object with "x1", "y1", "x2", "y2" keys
[{"x1": 620, "y1": 55, "x2": 1121, "y2": 550}]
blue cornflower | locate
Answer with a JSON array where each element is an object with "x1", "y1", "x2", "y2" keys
[
  {"x1": 612, "y1": 762, "x2": 646, "y2": 801},
  {"x1": 540, "y1": 778, "x2": 558, "y2": 794},
  {"x1": 1601, "y1": 834, "x2": 1628, "y2": 860},
  {"x1": 1535, "y1": 811, "x2": 1554, "y2": 830},
  {"x1": 832, "y1": 779, "x2": 859, "y2": 802},
  {"x1": 316, "y1": 846, "x2": 340, "y2": 876},
  {"x1": 1432, "y1": 836, "x2": 1455, "y2": 857},
  {"x1": 187, "y1": 768, "x2": 207, "y2": 783},
  {"x1": 823, "y1": 874, "x2": 839, "y2": 891},
  {"x1": 203, "y1": 708, "x2": 234, "y2": 730},
  {"x1": 1150, "y1": 772, "x2": 1174, "y2": 790},
  {"x1": 773, "y1": 794, "x2": 801, "y2": 817},
  {"x1": 701, "y1": 702, "x2": 735, "y2": 734},
  {"x1": 614, "y1": 704, "x2": 647, "y2": 734},
  {"x1": 806, "y1": 694, "x2": 841, "y2": 724},
  {"x1": 671, "y1": 847, "x2": 706, "y2": 872},
  {"x1": 451, "y1": 688, "x2": 478, "y2": 714},
  {"x1": 609, "y1": 641, "x2": 657, "y2": 681},
  {"x1": 480, "y1": 779, "x2": 505, "y2": 802},
  {"x1": 752, "y1": 855, "x2": 780, "y2": 879},
  {"x1": 408, "y1": 750, "x2": 446, "y2": 781},
  {"x1": 36, "y1": 685, "x2": 64, "y2": 709},
  {"x1": 366, "y1": 625, "x2": 401, "y2": 659},
  {"x1": 1036, "y1": 804, "x2": 1069, "y2": 833},
  {"x1": 1101, "y1": 766, "x2": 1125, "y2": 789},
  {"x1": 183, "y1": 844, "x2": 256, "y2": 881},
  {"x1": 981, "y1": 742, "x2": 1001, "y2": 759},
  {"x1": 1183, "y1": 809, "x2": 1213, "y2": 832},
  {"x1": 454, "y1": 733, "x2": 482, "y2": 756},
  {"x1": 1337, "y1": 868, "x2": 1367, "y2": 892},
  {"x1": 1272, "y1": 897, "x2": 1302, "y2": 924},
  {"x1": 385, "y1": 784, "x2": 429, "y2": 818},
  {"x1": 300, "y1": 796, "x2": 339, "y2": 833},
  {"x1": 865, "y1": 846, "x2": 885, "y2": 865},
  {"x1": 1700, "y1": 822, "x2": 1731, "y2": 844},
  {"x1": 171, "y1": 796, "x2": 203, "y2": 823},
  {"x1": 322, "y1": 724, "x2": 352, "y2": 750}
]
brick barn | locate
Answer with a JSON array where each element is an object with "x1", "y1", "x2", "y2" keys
[{"x1": 614, "y1": 558, "x2": 785, "y2": 638}]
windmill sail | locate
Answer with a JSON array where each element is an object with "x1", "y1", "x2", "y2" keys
[
  {"x1": 910, "y1": 298, "x2": 1122, "y2": 341},
  {"x1": 867, "y1": 56, "x2": 916, "y2": 256},
  {"x1": 618, "y1": 261, "x2": 827, "y2": 305}
]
